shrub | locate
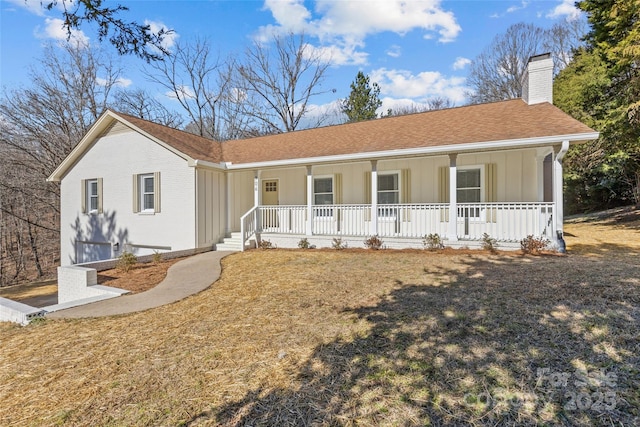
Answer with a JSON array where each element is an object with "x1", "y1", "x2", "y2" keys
[
  {"x1": 332, "y1": 237, "x2": 347, "y2": 250},
  {"x1": 520, "y1": 235, "x2": 550, "y2": 254},
  {"x1": 117, "y1": 251, "x2": 137, "y2": 272},
  {"x1": 152, "y1": 250, "x2": 163, "y2": 264},
  {"x1": 258, "y1": 239, "x2": 275, "y2": 250},
  {"x1": 481, "y1": 233, "x2": 498, "y2": 253},
  {"x1": 364, "y1": 235, "x2": 383, "y2": 250},
  {"x1": 298, "y1": 238, "x2": 311, "y2": 249},
  {"x1": 422, "y1": 233, "x2": 444, "y2": 250}
]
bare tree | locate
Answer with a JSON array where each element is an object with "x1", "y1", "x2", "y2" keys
[
  {"x1": 113, "y1": 88, "x2": 184, "y2": 127},
  {"x1": 467, "y1": 21, "x2": 587, "y2": 104},
  {"x1": 545, "y1": 18, "x2": 588, "y2": 72},
  {"x1": 235, "y1": 33, "x2": 330, "y2": 133},
  {"x1": 388, "y1": 97, "x2": 455, "y2": 116},
  {"x1": 145, "y1": 38, "x2": 230, "y2": 139},
  {"x1": 467, "y1": 23, "x2": 548, "y2": 104},
  {"x1": 0, "y1": 42, "x2": 121, "y2": 285}
]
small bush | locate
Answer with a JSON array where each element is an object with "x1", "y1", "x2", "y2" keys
[
  {"x1": 520, "y1": 235, "x2": 550, "y2": 254},
  {"x1": 364, "y1": 235, "x2": 383, "y2": 250},
  {"x1": 423, "y1": 233, "x2": 444, "y2": 250},
  {"x1": 152, "y1": 251, "x2": 163, "y2": 264},
  {"x1": 258, "y1": 239, "x2": 275, "y2": 250},
  {"x1": 332, "y1": 237, "x2": 347, "y2": 250},
  {"x1": 298, "y1": 238, "x2": 312, "y2": 249},
  {"x1": 117, "y1": 251, "x2": 137, "y2": 272},
  {"x1": 481, "y1": 233, "x2": 498, "y2": 253}
]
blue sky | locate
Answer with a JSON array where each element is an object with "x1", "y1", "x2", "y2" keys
[{"x1": 0, "y1": 0, "x2": 582, "y2": 120}]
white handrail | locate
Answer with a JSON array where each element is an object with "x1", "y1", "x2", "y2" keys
[{"x1": 239, "y1": 206, "x2": 259, "y2": 252}]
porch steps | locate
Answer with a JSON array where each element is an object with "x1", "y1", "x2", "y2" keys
[{"x1": 216, "y1": 232, "x2": 245, "y2": 252}]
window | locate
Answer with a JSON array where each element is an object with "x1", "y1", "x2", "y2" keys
[
  {"x1": 377, "y1": 172, "x2": 400, "y2": 217},
  {"x1": 133, "y1": 172, "x2": 160, "y2": 214},
  {"x1": 264, "y1": 181, "x2": 277, "y2": 193},
  {"x1": 313, "y1": 177, "x2": 333, "y2": 217},
  {"x1": 457, "y1": 167, "x2": 482, "y2": 219},
  {"x1": 141, "y1": 174, "x2": 155, "y2": 211},
  {"x1": 378, "y1": 173, "x2": 399, "y2": 204},
  {"x1": 82, "y1": 178, "x2": 102, "y2": 214},
  {"x1": 457, "y1": 168, "x2": 481, "y2": 203},
  {"x1": 87, "y1": 179, "x2": 99, "y2": 212}
]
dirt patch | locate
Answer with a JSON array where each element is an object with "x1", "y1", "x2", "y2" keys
[{"x1": 96, "y1": 257, "x2": 184, "y2": 294}]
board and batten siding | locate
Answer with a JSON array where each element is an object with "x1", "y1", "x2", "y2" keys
[
  {"x1": 196, "y1": 169, "x2": 226, "y2": 247},
  {"x1": 59, "y1": 124, "x2": 197, "y2": 265}
]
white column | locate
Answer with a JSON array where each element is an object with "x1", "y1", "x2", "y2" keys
[
  {"x1": 370, "y1": 160, "x2": 378, "y2": 236},
  {"x1": 553, "y1": 141, "x2": 569, "y2": 242},
  {"x1": 225, "y1": 172, "x2": 231, "y2": 235},
  {"x1": 448, "y1": 154, "x2": 458, "y2": 241},
  {"x1": 306, "y1": 165, "x2": 313, "y2": 236},
  {"x1": 253, "y1": 170, "x2": 260, "y2": 207},
  {"x1": 254, "y1": 170, "x2": 261, "y2": 233}
]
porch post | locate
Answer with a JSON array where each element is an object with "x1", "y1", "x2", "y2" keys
[
  {"x1": 225, "y1": 172, "x2": 231, "y2": 235},
  {"x1": 306, "y1": 165, "x2": 313, "y2": 236},
  {"x1": 553, "y1": 141, "x2": 569, "y2": 251},
  {"x1": 370, "y1": 160, "x2": 378, "y2": 235},
  {"x1": 253, "y1": 170, "x2": 260, "y2": 207},
  {"x1": 448, "y1": 154, "x2": 458, "y2": 241}
]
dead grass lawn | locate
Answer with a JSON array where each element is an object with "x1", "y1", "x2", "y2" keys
[{"x1": 0, "y1": 209, "x2": 638, "y2": 426}]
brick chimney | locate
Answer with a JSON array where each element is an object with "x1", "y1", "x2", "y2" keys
[{"x1": 522, "y1": 53, "x2": 553, "y2": 105}]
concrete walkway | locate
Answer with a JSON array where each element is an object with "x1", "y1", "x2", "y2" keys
[{"x1": 48, "y1": 251, "x2": 233, "y2": 319}]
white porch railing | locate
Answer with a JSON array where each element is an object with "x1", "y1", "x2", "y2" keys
[
  {"x1": 240, "y1": 202, "x2": 555, "y2": 248},
  {"x1": 456, "y1": 202, "x2": 555, "y2": 241},
  {"x1": 240, "y1": 206, "x2": 259, "y2": 251}
]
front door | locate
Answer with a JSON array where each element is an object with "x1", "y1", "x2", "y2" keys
[{"x1": 262, "y1": 180, "x2": 279, "y2": 228}]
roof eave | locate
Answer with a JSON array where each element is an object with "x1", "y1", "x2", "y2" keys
[{"x1": 225, "y1": 131, "x2": 600, "y2": 171}]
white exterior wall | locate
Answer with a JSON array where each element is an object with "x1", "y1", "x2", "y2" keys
[
  {"x1": 60, "y1": 127, "x2": 196, "y2": 265},
  {"x1": 196, "y1": 168, "x2": 226, "y2": 246}
]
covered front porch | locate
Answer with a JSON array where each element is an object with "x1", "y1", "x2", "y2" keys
[{"x1": 227, "y1": 145, "x2": 568, "y2": 251}]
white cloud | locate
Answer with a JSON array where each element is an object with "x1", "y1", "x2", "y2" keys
[
  {"x1": 490, "y1": 1, "x2": 528, "y2": 19},
  {"x1": 259, "y1": 0, "x2": 461, "y2": 66},
  {"x1": 301, "y1": 99, "x2": 344, "y2": 127},
  {"x1": 370, "y1": 67, "x2": 467, "y2": 104},
  {"x1": 547, "y1": 0, "x2": 582, "y2": 21},
  {"x1": 35, "y1": 17, "x2": 89, "y2": 47},
  {"x1": 304, "y1": 42, "x2": 368, "y2": 66},
  {"x1": 386, "y1": 45, "x2": 401, "y2": 58},
  {"x1": 7, "y1": 0, "x2": 47, "y2": 16},
  {"x1": 145, "y1": 20, "x2": 179, "y2": 51},
  {"x1": 96, "y1": 77, "x2": 132, "y2": 88},
  {"x1": 452, "y1": 57, "x2": 471, "y2": 70},
  {"x1": 166, "y1": 85, "x2": 195, "y2": 100}
]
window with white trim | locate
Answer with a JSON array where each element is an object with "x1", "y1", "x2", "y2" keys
[
  {"x1": 457, "y1": 168, "x2": 481, "y2": 203},
  {"x1": 141, "y1": 174, "x2": 155, "y2": 211},
  {"x1": 377, "y1": 172, "x2": 400, "y2": 218},
  {"x1": 457, "y1": 167, "x2": 483, "y2": 219},
  {"x1": 377, "y1": 173, "x2": 399, "y2": 204},
  {"x1": 313, "y1": 176, "x2": 333, "y2": 217},
  {"x1": 87, "y1": 179, "x2": 99, "y2": 212}
]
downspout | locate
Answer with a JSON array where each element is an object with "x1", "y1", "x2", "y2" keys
[{"x1": 554, "y1": 140, "x2": 570, "y2": 253}]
